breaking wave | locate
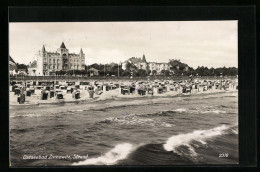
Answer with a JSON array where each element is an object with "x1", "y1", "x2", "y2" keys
[
  {"x1": 72, "y1": 143, "x2": 134, "y2": 165},
  {"x1": 163, "y1": 125, "x2": 229, "y2": 152}
]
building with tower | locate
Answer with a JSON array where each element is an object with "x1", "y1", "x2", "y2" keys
[
  {"x1": 28, "y1": 42, "x2": 85, "y2": 76},
  {"x1": 122, "y1": 54, "x2": 170, "y2": 75}
]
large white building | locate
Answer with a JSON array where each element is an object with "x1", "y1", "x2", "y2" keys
[
  {"x1": 28, "y1": 42, "x2": 85, "y2": 76},
  {"x1": 122, "y1": 54, "x2": 170, "y2": 74}
]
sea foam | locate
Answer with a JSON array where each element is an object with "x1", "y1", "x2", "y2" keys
[
  {"x1": 163, "y1": 125, "x2": 229, "y2": 152},
  {"x1": 72, "y1": 143, "x2": 133, "y2": 165}
]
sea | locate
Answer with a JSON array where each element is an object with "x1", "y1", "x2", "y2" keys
[{"x1": 9, "y1": 90, "x2": 238, "y2": 166}]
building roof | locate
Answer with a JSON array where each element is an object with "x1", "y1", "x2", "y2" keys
[
  {"x1": 9, "y1": 63, "x2": 17, "y2": 70},
  {"x1": 69, "y1": 53, "x2": 79, "y2": 56},
  {"x1": 9, "y1": 55, "x2": 17, "y2": 70},
  {"x1": 48, "y1": 52, "x2": 60, "y2": 55},
  {"x1": 126, "y1": 57, "x2": 143, "y2": 64},
  {"x1": 142, "y1": 54, "x2": 147, "y2": 62},
  {"x1": 29, "y1": 60, "x2": 37, "y2": 68},
  {"x1": 89, "y1": 68, "x2": 99, "y2": 72},
  {"x1": 42, "y1": 45, "x2": 46, "y2": 52},
  {"x1": 60, "y1": 42, "x2": 66, "y2": 49},
  {"x1": 9, "y1": 55, "x2": 16, "y2": 64}
]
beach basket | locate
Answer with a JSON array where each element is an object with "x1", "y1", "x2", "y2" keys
[
  {"x1": 29, "y1": 88, "x2": 35, "y2": 94},
  {"x1": 42, "y1": 92, "x2": 48, "y2": 100},
  {"x1": 37, "y1": 86, "x2": 42, "y2": 90},
  {"x1": 138, "y1": 89, "x2": 142, "y2": 95},
  {"x1": 148, "y1": 88, "x2": 153, "y2": 94},
  {"x1": 18, "y1": 94, "x2": 25, "y2": 104},
  {"x1": 89, "y1": 90, "x2": 94, "y2": 98},
  {"x1": 12, "y1": 85, "x2": 18, "y2": 92},
  {"x1": 56, "y1": 93, "x2": 63, "y2": 99},
  {"x1": 122, "y1": 89, "x2": 129, "y2": 95},
  {"x1": 14, "y1": 88, "x2": 20, "y2": 95},
  {"x1": 157, "y1": 87, "x2": 163, "y2": 94},
  {"x1": 88, "y1": 86, "x2": 94, "y2": 91},
  {"x1": 112, "y1": 85, "x2": 117, "y2": 90},
  {"x1": 26, "y1": 91, "x2": 31, "y2": 97},
  {"x1": 46, "y1": 86, "x2": 50, "y2": 91},
  {"x1": 162, "y1": 86, "x2": 167, "y2": 92},
  {"x1": 75, "y1": 92, "x2": 80, "y2": 99},
  {"x1": 50, "y1": 91, "x2": 55, "y2": 98},
  {"x1": 130, "y1": 87, "x2": 135, "y2": 93}
]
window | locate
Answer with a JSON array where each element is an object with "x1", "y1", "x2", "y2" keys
[
  {"x1": 49, "y1": 59, "x2": 51, "y2": 63},
  {"x1": 49, "y1": 65, "x2": 52, "y2": 69},
  {"x1": 53, "y1": 65, "x2": 56, "y2": 69},
  {"x1": 57, "y1": 65, "x2": 59, "y2": 69},
  {"x1": 53, "y1": 59, "x2": 55, "y2": 63}
]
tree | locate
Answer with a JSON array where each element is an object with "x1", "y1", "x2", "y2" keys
[
  {"x1": 168, "y1": 59, "x2": 190, "y2": 75},
  {"x1": 136, "y1": 69, "x2": 147, "y2": 76},
  {"x1": 121, "y1": 71, "x2": 131, "y2": 76},
  {"x1": 164, "y1": 70, "x2": 170, "y2": 76},
  {"x1": 32, "y1": 69, "x2": 36, "y2": 76},
  {"x1": 16, "y1": 63, "x2": 28, "y2": 73},
  {"x1": 67, "y1": 70, "x2": 73, "y2": 76},
  {"x1": 160, "y1": 70, "x2": 166, "y2": 76},
  {"x1": 145, "y1": 64, "x2": 150, "y2": 75},
  {"x1": 152, "y1": 70, "x2": 157, "y2": 75},
  {"x1": 125, "y1": 61, "x2": 137, "y2": 72}
]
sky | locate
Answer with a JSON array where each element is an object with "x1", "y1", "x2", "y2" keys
[{"x1": 9, "y1": 21, "x2": 238, "y2": 68}]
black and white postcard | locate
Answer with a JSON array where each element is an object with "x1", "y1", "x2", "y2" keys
[{"x1": 9, "y1": 21, "x2": 239, "y2": 166}]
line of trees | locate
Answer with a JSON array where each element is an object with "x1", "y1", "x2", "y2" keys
[
  {"x1": 168, "y1": 59, "x2": 238, "y2": 76},
  {"x1": 53, "y1": 65, "x2": 238, "y2": 77},
  {"x1": 15, "y1": 63, "x2": 28, "y2": 73},
  {"x1": 86, "y1": 63, "x2": 124, "y2": 76},
  {"x1": 16, "y1": 59, "x2": 238, "y2": 77},
  {"x1": 54, "y1": 70, "x2": 89, "y2": 76}
]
